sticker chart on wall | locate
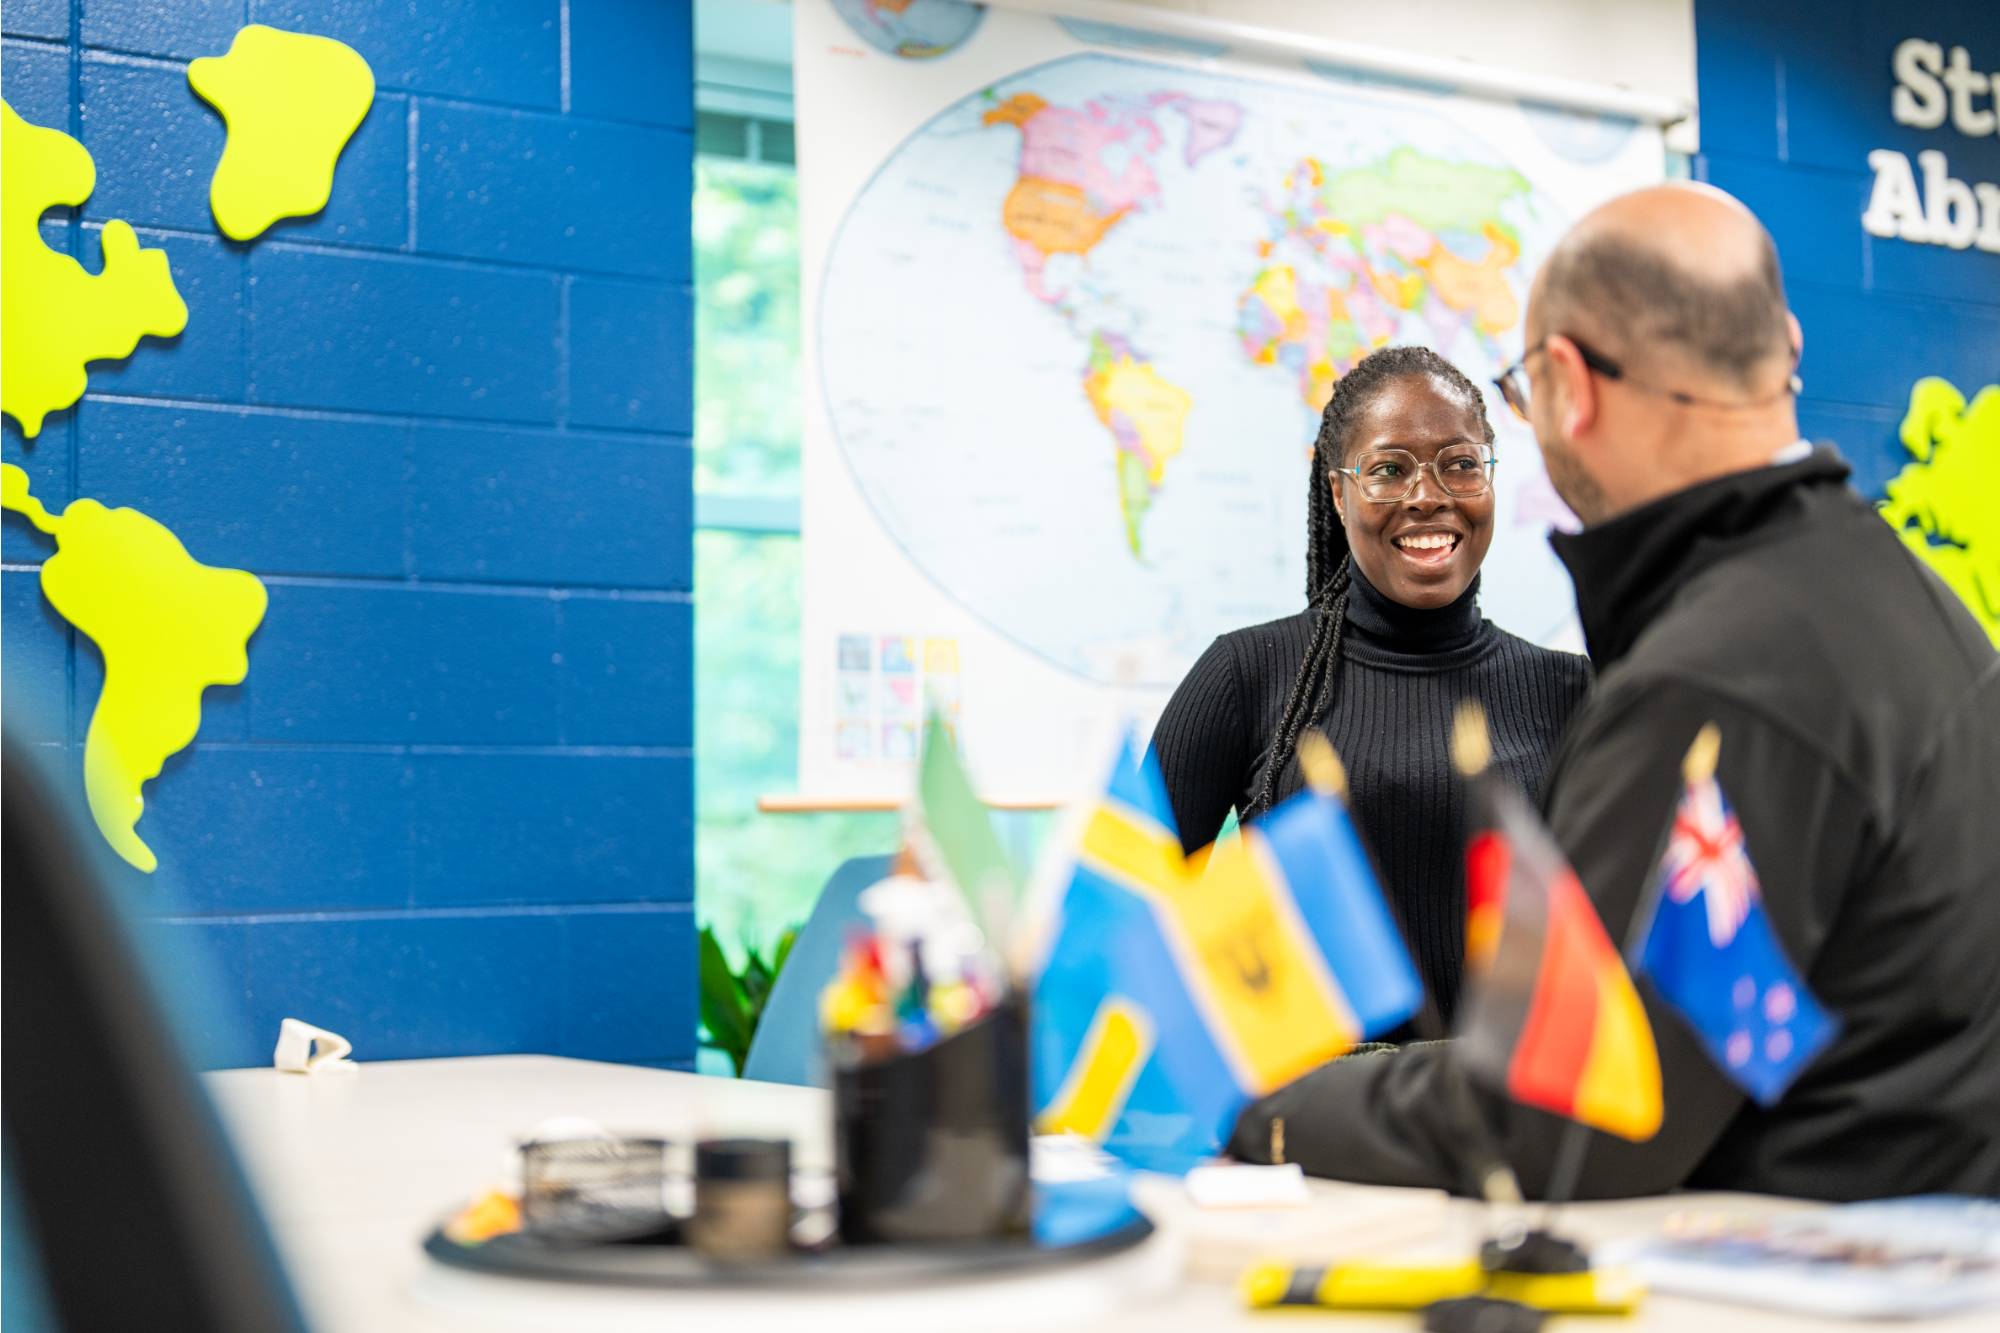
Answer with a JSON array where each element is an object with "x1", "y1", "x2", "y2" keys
[
  {"x1": 1, "y1": 27, "x2": 373, "y2": 871},
  {"x1": 791, "y1": 0, "x2": 1668, "y2": 802}
]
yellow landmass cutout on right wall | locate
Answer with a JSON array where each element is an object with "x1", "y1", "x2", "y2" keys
[
  {"x1": 1, "y1": 101, "x2": 187, "y2": 438},
  {"x1": 1882, "y1": 377, "x2": 2000, "y2": 647},
  {"x1": 2, "y1": 463, "x2": 268, "y2": 873},
  {"x1": 188, "y1": 24, "x2": 375, "y2": 242}
]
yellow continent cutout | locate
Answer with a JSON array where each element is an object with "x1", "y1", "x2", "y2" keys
[
  {"x1": 2, "y1": 463, "x2": 268, "y2": 872},
  {"x1": 1, "y1": 101, "x2": 188, "y2": 439},
  {"x1": 188, "y1": 25, "x2": 375, "y2": 242},
  {"x1": 1883, "y1": 377, "x2": 2000, "y2": 647}
]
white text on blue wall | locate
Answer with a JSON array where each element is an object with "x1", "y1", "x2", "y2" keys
[{"x1": 1864, "y1": 38, "x2": 2000, "y2": 253}]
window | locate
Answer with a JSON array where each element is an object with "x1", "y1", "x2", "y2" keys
[{"x1": 693, "y1": 113, "x2": 899, "y2": 970}]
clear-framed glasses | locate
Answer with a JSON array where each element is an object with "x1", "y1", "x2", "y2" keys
[{"x1": 1332, "y1": 443, "x2": 1496, "y2": 503}]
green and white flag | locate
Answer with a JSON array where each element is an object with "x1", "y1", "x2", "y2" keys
[{"x1": 911, "y1": 712, "x2": 1018, "y2": 944}]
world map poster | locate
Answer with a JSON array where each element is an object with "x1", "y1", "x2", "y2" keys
[{"x1": 796, "y1": 0, "x2": 1666, "y2": 801}]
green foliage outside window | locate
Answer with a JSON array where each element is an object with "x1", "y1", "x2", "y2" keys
[
  {"x1": 694, "y1": 153, "x2": 899, "y2": 989},
  {"x1": 694, "y1": 157, "x2": 803, "y2": 498},
  {"x1": 695, "y1": 529, "x2": 899, "y2": 959}
]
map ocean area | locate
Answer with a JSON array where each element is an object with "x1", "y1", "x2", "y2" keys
[{"x1": 817, "y1": 53, "x2": 1600, "y2": 691}]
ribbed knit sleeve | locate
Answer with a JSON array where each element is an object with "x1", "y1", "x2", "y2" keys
[{"x1": 1150, "y1": 633, "x2": 1251, "y2": 854}]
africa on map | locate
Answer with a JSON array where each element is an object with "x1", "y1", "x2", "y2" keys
[{"x1": 818, "y1": 54, "x2": 1582, "y2": 686}]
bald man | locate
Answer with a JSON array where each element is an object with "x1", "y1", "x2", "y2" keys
[{"x1": 1230, "y1": 185, "x2": 2000, "y2": 1201}]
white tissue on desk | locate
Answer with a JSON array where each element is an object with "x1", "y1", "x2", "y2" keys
[
  {"x1": 272, "y1": 1017, "x2": 355, "y2": 1074},
  {"x1": 1030, "y1": 1133, "x2": 1119, "y2": 1182},
  {"x1": 1185, "y1": 1162, "x2": 1310, "y2": 1209}
]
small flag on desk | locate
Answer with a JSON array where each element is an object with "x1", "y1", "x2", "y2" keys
[
  {"x1": 1637, "y1": 725, "x2": 1837, "y2": 1105},
  {"x1": 910, "y1": 711, "x2": 1020, "y2": 936},
  {"x1": 1030, "y1": 730, "x2": 1422, "y2": 1171},
  {"x1": 1453, "y1": 705, "x2": 1664, "y2": 1142}
]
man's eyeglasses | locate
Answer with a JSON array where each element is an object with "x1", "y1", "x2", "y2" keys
[
  {"x1": 1331, "y1": 444, "x2": 1496, "y2": 503},
  {"x1": 1492, "y1": 336, "x2": 1801, "y2": 425}
]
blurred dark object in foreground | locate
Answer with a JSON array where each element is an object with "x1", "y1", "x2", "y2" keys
[{"x1": 2, "y1": 737, "x2": 308, "y2": 1333}]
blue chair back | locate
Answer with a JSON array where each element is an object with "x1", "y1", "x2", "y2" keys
[{"x1": 741, "y1": 853, "x2": 895, "y2": 1087}]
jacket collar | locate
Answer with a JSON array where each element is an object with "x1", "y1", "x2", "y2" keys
[{"x1": 1549, "y1": 447, "x2": 1853, "y2": 669}]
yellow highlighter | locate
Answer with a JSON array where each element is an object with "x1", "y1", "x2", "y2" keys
[
  {"x1": 1242, "y1": 1260, "x2": 1645, "y2": 1315},
  {"x1": 1242, "y1": 1259, "x2": 1485, "y2": 1311},
  {"x1": 1485, "y1": 1268, "x2": 1646, "y2": 1314}
]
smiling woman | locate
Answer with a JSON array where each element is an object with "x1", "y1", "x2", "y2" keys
[
  {"x1": 1147, "y1": 346, "x2": 1591, "y2": 1028},
  {"x1": 1329, "y1": 384, "x2": 1499, "y2": 611}
]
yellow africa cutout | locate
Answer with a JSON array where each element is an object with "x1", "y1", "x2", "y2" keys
[
  {"x1": 0, "y1": 101, "x2": 188, "y2": 438},
  {"x1": 2, "y1": 464, "x2": 268, "y2": 872},
  {"x1": 188, "y1": 25, "x2": 375, "y2": 242},
  {"x1": 1882, "y1": 377, "x2": 2000, "y2": 647}
]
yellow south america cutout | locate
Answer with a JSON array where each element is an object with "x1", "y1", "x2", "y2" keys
[
  {"x1": 188, "y1": 25, "x2": 375, "y2": 242},
  {"x1": 1882, "y1": 377, "x2": 2000, "y2": 647},
  {"x1": 2, "y1": 464, "x2": 268, "y2": 873},
  {"x1": 0, "y1": 101, "x2": 188, "y2": 438}
]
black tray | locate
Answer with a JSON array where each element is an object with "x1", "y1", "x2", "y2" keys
[{"x1": 423, "y1": 1210, "x2": 1153, "y2": 1290}]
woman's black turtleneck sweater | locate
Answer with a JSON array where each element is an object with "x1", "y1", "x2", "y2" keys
[{"x1": 1149, "y1": 569, "x2": 1590, "y2": 1024}]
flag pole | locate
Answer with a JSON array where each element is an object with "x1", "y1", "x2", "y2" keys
[
  {"x1": 1436, "y1": 708, "x2": 1532, "y2": 1209},
  {"x1": 1538, "y1": 724, "x2": 1722, "y2": 1217}
]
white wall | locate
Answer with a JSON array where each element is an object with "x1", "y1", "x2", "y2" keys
[
  {"x1": 698, "y1": 2, "x2": 1698, "y2": 141},
  {"x1": 1108, "y1": 0, "x2": 1694, "y2": 109}
]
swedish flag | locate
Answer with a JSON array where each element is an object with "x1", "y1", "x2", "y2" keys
[{"x1": 1030, "y1": 732, "x2": 1422, "y2": 1171}]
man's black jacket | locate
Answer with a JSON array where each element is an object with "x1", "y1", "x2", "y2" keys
[{"x1": 1231, "y1": 449, "x2": 2000, "y2": 1200}]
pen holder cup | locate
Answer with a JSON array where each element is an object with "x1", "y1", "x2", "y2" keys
[{"x1": 831, "y1": 996, "x2": 1031, "y2": 1246}]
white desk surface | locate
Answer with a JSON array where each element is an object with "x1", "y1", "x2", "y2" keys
[{"x1": 207, "y1": 1055, "x2": 1993, "y2": 1333}]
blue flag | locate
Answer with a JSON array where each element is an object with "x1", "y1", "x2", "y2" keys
[
  {"x1": 1638, "y1": 766, "x2": 1838, "y2": 1105},
  {"x1": 1031, "y1": 732, "x2": 1421, "y2": 1171}
]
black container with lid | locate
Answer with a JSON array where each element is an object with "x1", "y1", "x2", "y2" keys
[
  {"x1": 689, "y1": 1138, "x2": 793, "y2": 1261},
  {"x1": 831, "y1": 995, "x2": 1030, "y2": 1246}
]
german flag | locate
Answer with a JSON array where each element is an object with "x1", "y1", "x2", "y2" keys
[{"x1": 1454, "y1": 713, "x2": 1662, "y2": 1142}]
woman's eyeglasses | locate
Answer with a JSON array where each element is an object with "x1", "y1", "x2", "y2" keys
[{"x1": 1332, "y1": 444, "x2": 1497, "y2": 503}]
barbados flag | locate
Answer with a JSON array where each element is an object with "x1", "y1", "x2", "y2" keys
[
  {"x1": 1456, "y1": 765, "x2": 1664, "y2": 1142},
  {"x1": 1030, "y1": 732, "x2": 1422, "y2": 1171},
  {"x1": 1637, "y1": 726, "x2": 1837, "y2": 1105}
]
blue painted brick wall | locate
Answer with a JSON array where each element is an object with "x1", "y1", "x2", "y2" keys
[
  {"x1": 1694, "y1": 0, "x2": 2000, "y2": 502},
  {"x1": 2, "y1": 0, "x2": 696, "y2": 1070}
]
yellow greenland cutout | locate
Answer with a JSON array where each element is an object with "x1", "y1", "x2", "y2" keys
[
  {"x1": 2, "y1": 464, "x2": 268, "y2": 873},
  {"x1": 188, "y1": 25, "x2": 375, "y2": 241},
  {"x1": 1, "y1": 101, "x2": 188, "y2": 438}
]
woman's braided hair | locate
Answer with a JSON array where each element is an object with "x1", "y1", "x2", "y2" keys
[{"x1": 1250, "y1": 346, "x2": 1497, "y2": 816}]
